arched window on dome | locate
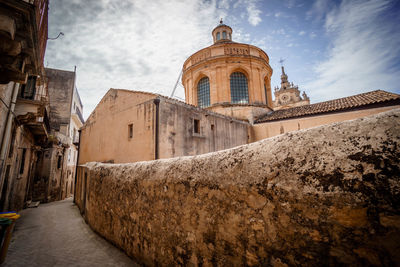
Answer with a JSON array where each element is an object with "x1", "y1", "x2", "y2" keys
[
  {"x1": 216, "y1": 32, "x2": 220, "y2": 40},
  {"x1": 222, "y1": 31, "x2": 227, "y2": 39},
  {"x1": 197, "y1": 77, "x2": 210, "y2": 108},
  {"x1": 264, "y1": 82, "x2": 268, "y2": 104},
  {"x1": 229, "y1": 33, "x2": 231, "y2": 40},
  {"x1": 230, "y1": 72, "x2": 249, "y2": 104}
]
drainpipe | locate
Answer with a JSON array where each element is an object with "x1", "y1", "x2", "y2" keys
[
  {"x1": 0, "y1": 82, "x2": 19, "y2": 185},
  {"x1": 153, "y1": 98, "x2": 160, "y2": 160},
  {"x1": 73, "y1": 129, "x2": 81, "y2": 204}
]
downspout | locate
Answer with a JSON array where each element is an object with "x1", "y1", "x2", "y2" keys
[
  {"x1": 153, "y1": 98, "x2": 160, "y2": 160},
  {"x1": 73, "y1": 129, "x2": 81, "y2": 204},
  {"x1": 0, "y1": 82, "x2": 19, "y2": 183}
]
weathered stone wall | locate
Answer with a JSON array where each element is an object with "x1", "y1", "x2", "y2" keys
[
  {"x1": 45, "y1": 68, "x2": 75, "y2": 131},
  {"x1": 76, "y1": 109, "x2": 400, "y2": 266},
  {"x1": 159, "y1": 98, "x2": 249, "y2": 159}
]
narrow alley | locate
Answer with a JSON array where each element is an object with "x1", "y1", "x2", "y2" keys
[{"x1": 2, "y1": 198, "x2": 138, "y2": 267}]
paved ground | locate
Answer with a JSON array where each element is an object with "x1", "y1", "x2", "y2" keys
[{"x1": 2, "y1": 198, "x2": 139, "y2": 267}]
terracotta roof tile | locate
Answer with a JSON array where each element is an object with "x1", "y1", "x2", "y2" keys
[{"x1": 255, "y1": 90, "x2": 400, "y2": 123}]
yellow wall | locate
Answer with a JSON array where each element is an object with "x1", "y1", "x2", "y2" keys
[
  {"x1": 79, "y1": 90, "x2": 156, "y2": 164},
  {"x1": 182, "y1": 43, "x2": 273, "y2": 108},
  {"x1": 250, "y1": 106, "x2": 400, "y2": 142}
]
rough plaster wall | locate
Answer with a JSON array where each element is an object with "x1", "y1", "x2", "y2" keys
[
  {"x1": 45, "y1": 68, "x2": 75, "y2": 130},
  {"x1": 0, "y1": 83, "x2": 14, "y2": 145},
  {"x1": 78, "y1": 109, "x2": 400, "y2": 266},
  {"x1": 159, "y1": 99, "x2": 249, "y2": 158},
  {"x1": 79, "y1": 90, "x2": 156, "y2": 164}
]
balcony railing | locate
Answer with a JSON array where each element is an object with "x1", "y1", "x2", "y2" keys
[{"x1": 19, "y1": 91, "x2": 48, "y2": 102}]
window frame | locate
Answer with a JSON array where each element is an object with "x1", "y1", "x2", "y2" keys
[
  {"x1": 197, "y1": 76, "x2": 210, "y2": 108},
  {"x1": 230, "y1": 72, "x2": 249, "y2": 104}
]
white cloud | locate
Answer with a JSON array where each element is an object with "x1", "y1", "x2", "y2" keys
[
  {"x1": 299, "y1": 31, "x2": 306, "y2": 36},
  {"x1": 309, "y1": 32, "x2": 316, "y2": 39},
  {"x1": 45, "y1": 0, "x2": 223, "y2": 118},
  {"x1": 275, "y1": 12, "x2": 282, "y2": 18},
  {"x1": 306, "y1": 0, "x2": 333, "y2": 21},
  {"x1": 234, "y1": 0, "x2": 262, "y2": 26},
  {"x1": 304, "y1": 0, "x2": 400, "y2": 102}
]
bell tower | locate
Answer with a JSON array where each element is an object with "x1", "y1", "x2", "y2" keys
[{"x1": 273, "y1": 66, "x2": 310, "y2": 110}]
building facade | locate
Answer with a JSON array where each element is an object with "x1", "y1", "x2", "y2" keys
[
  {"x1": 79, "y1": 89, "x2": 248, "y2": 164},
  {"x1": 0, "y1": 0, "x2": 49, "y2": 211},
  {"x1": 32, "y1": 68, "x2": 84, "y2": 202}
]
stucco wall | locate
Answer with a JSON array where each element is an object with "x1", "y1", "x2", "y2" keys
[
  {"x1": 79, "y1": 90, "x2": 156, "y2": 164},
  {"x1": 158, "y1": 99, "x2": 249, "y2": 158},
  {"x1": 182, "y1": 42, "x2": 273, "y2": 108},
  {"x1": 251, "y1": 105, "x2": 400, "y2": 142},
  {"x1": 76, "y1": 109, "x2": 400, "y2": 266}
]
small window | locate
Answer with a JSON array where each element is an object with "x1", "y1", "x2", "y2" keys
[
  {"x1": 128, "y1": 124, "x2": 133, "y2": 139},
  {"x1": 229, "y1": 33, "x2": 231, "y2": 40},
  {"x1": 222, "y1": 31, "x2": 227, "y2": 39},
  {"x1": 19, "y1": 149, "x2": 26, "y2": 174},
  {"x1": 216, "y1": 32, "x2": 220, "y2": 40},
  {"x1": 193, "y1": 119, "x2": 200, "y2": 134},
  {"x1": 211, "y1": 124, "x2": 214, "y2": 131},
  {"x1": 57, "y1": 155, "x2": 62, "y2": 169},
  {"x1": 20, "y1": 76, "x2": 37, "y2": 100}
]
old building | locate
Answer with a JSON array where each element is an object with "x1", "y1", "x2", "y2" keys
[
  {"x1": 79, "y1": 89, "x2": 248, "y2": 164},
  {"x1": 272, "y1": 66, "x2": 310, "y2": 110},
  {"x1": 79, "y1": 21, "x2": 400, "y2": 165},
  {"x1": 182, "y1": 20, "x2": 273, "y2": 124},
  {"x1": 32, "y1": 68, "x2": 84, "y2": 202},
  {"x1": 0, "y1": 0, "x2": 49, "y2": 211}
]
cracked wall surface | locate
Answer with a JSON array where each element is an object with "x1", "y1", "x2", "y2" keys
[{"x1": 76, "y1": 109, "x2": 400, "y2": 266}]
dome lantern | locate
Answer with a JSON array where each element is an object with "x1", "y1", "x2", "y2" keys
[{"x1": 212, "y1": 19, "x2": 232, "y2": 44}]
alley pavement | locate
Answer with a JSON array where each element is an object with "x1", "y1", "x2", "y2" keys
[{"x1": 2, "y1": 198, "x2": 139, "y2": 267}]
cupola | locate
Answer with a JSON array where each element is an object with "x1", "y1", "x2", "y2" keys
[{"x1": 212, "y1": 19, "x2": 232, "y2": 44}]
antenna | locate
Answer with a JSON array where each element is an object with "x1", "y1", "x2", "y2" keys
[{"x1": 170, "y1": 70, "x2": 183, "y2": 98}]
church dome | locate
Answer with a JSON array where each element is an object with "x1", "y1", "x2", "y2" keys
[{"x1": 182, "y1": 21, "x2": 273, "y2": 121}]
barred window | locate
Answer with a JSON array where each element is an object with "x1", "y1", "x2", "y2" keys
[
  {"x1": 222, "y1": 31, "x2": 227, "y2": 39},
  {"x1": 197, "y1": 77, "x2": 210, "y2": 108},
  {"x1": 230, "y1": 72, "x2": 249, "y2": 104},
  {"x1": 216, "y1": 32, "x2": 220, "y2": 40}
]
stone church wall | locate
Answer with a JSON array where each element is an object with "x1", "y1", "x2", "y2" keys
[{"x1": 76, "y1": 109, "x2": 400, "y2": 266}]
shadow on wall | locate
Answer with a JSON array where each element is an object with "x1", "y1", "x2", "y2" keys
[{"x1": 75, "y1": 109, "x2": 400, "y2": 266}]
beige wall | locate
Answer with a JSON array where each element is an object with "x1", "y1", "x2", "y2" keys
[
  {"x1": 79, "y1": 90, "x2": 249, "y2": 164},
  {"x1": 182, "y1": 43, "x2": 273, "y2": 109},
  {"x1": 158, "y1": 99, "x2": 249, "y2": 158},
  {"x1": 79, "y1": 90, "x2": 156, "y2": 164},
  {"x1": 75, "y1": 109, "x2": 400, "y2": 266},
  {"x1": 251, "y1": 105, "x2": 400, "y2": 142},
  {"x1": 208, "y1": 104, "x2": 271, "y2": 123}
]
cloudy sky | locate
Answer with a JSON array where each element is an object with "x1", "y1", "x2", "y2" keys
[{"x1": 45, "y1": 0, "x2": 400, "y2": 118}]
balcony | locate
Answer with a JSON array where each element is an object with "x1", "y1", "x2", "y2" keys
[
  {"x1": 0, "y1": 0, "x2": 48, "y2": 84},
  {"x1": 15, "y1": 90, "x2": 50, "y2": 140}
]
